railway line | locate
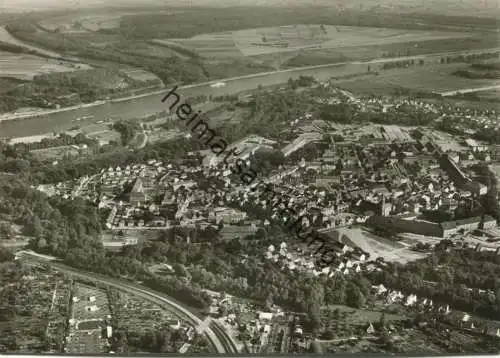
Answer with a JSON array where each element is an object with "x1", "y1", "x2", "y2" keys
[
  {"x1": 17, "y1": 252, "x2": 238, "y2": 354},
  {"x1": 210, "y1": 320, "x2": 240, "y2": 353}
]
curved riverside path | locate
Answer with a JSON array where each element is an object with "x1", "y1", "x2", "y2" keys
[{"x1": 1, "y1": 46, "x2": 499, "y2": 139}]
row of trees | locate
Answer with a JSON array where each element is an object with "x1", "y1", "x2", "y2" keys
[
  {"x1": 453, "y1": 69, "x2": 500, "y2": 80},
  {"x1": 440, "y1": 52, "x2": 499, "y2": 64},
  {"x1": 10, "y1": 133, "x2": 97, "y2": 153},
  {"x1": 382, "y1": 58, "x2": 424, "y2": 70}
]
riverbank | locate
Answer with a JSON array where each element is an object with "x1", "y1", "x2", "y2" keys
[
  {"x1": 1, "y1": 46, "x2": 498, "y2": 124},
  {"x1": 1, "y1": 46, "x2": 499, "y2": 139},
  {"x1": 0, "y1": 100, "x2": 107, "y2": 123}
]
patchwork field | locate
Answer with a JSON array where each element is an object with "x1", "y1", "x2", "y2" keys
[
  {"x1": 161, "y1": 25, "x2": 474, "y2": 60},
  {"x1": 0, "y1": 51, "x2": 92, "y2": 80}
]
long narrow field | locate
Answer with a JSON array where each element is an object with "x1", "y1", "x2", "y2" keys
[
  {"x1": 0, "y1": 51, "x2": 92, "y2": 80},
  {"x1": 0, "y1": 26, "x2": 63, "y2": 58},
  {"x1": 337, "y1": 64, "x2": 500, "y2": 96}
]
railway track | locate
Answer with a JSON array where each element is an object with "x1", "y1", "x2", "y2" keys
[
  {"x1": 18, "y1": 253, "x2": 237, "y2": 354},
  {"x1": 210, "y1": 320, "x2": 239, "y2": 353}
]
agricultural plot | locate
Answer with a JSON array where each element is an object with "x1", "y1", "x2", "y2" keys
[
  {"x1": 170, "y1": 35, "x2": 244, "y2": 59},
  {"x1": 323, "y1": 305, "x2": 404, "y2": 328},
  {"x1": 476, "y1": 88, "x2": 500, "y2": 102},
  {"x1": 0, "y1": 51, "x2": 92, "y2": 81},
  {"x1": 119, "y1": 68, "x2": 162, "y2": 83},
  {"x1": 66, "y1": 33, "x2": 123, "y2": 48},
  {"x1": 232, "y1": 25, "x2": 471, "y2": 56},
  {"x1": 0, "y1": 266, "x2": 67, "y2": 352},
  {"x1": 161, "y1": 25, "x2": 472, "y2": 60},
  {"x1": 338, "y1": 64, "x2": 500, "y2": 95},
  {"x1": 66, "y1": 284, "x2": 111, "y2": 354},
  {"x1": 78, "y1": 16, "x2": 122, "y2": 32},
  {"x1": 120, "y1": 42, "x2": 181, "y2": 59}
]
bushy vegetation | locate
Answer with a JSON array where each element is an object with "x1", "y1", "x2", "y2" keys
[{"x1": 370, "y1": 250, "x2": 500, "y2": 320}]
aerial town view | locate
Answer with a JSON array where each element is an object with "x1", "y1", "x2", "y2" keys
[{"x1": 0, "y1": 0, "x2": 499, "y2": 356}]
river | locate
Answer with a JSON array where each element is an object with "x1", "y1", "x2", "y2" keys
[
  {"x1": 0, "y1": 63, "x2": 373, "y2": 138},
  {"x1": 1, "y1": 46, "x2": 498, "y2": 138}
]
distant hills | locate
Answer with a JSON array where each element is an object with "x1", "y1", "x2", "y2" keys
[{"x1": 1, "y1": 0, "x2": 499, "y2": 18}]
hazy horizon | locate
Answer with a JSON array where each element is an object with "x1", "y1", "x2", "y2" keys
[{"x1": 1, "y1": 0, "x2": 500, "y2": 17}]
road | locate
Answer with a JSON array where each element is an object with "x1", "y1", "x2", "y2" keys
[
  {"x1": 136, "y1": 124, "x2": 148, "y2": 149},
  {"x1": 438, "y1": 84, "x2": 500, "y2": 97},
  {"x1": 16, "y1": 252, "x2": 236, "y2": 354}
]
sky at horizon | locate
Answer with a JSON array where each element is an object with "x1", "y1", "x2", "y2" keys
[{"x1": 0, "y1": 0, "x2": 498, "y2": 15}]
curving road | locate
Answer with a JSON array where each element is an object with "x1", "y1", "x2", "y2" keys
[{"x1": 17, "y1": 252, "x2": 236, "y2": 354}]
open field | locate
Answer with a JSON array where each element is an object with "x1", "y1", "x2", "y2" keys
[
  {"x1": 0, "y1": 51, "x2": 92, "y2": 80},
  {"x1": 235, "y1": 25, "x2": 473, "y2": 57},
  {"x1": 117, "y1": 41, "x2": 182, "y2": 59},
  {"x1": 163, "y1": 25, "x2": 474, "y2": 60},
  {"x1": 275, "y1": 34, "x2": 500, "y2": 68},
  {"x1": 119, "y1": 67, "x2": 162, "y2": 83},
  {"x1": 337, "y1": 227, "x2": 426, "y2": 264},
  {"x1": 30, "y1": 145, "x2": 82, "y2": 160},
  {"x1": 168, "y1": 35, "x2": 244, "y2": 59},
  {"x1": 323, "y1": 305, "x2": 404, "y2": 326},
  {"x1": 476, "y1": 88, "x2": 500, "y2": 102},
  {"x1": 336, "y1": 63, "x2": 500, "y2": 95},
  {"x1": 62, "y1": 32, "x2": 123, "y2": 48},
  {"x1": 0, "y1": 26, "x2": 63, "y2": 58},
  {"x1": 85, "y1": 130, "x2": 121, "y2": 146},
  {"x1": 147, "y1": 129, "x2": 184, "y2": 143}
]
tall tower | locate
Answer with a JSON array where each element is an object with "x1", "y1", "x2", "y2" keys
[{"x1": 380, "y1": 195, "x2": 391, "y2": 217}]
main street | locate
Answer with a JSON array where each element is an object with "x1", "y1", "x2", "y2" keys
[{"x1": 16, "y1": 251, "x2": 237, "y2": 354}]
